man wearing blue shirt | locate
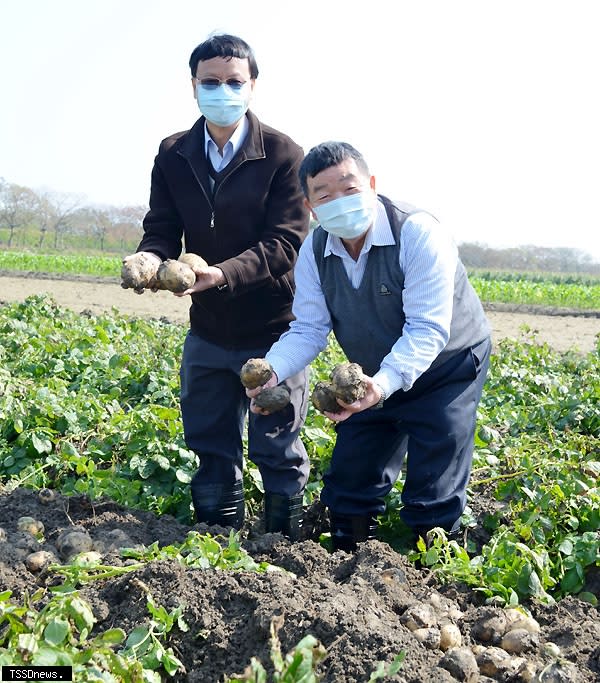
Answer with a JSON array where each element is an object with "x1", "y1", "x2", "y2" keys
[{"x1": 248, "y1": 141, "x2": 491, "y2": 552}]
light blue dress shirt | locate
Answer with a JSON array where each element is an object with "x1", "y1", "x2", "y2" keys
[
  {"x1": 266, "y1": 199, "x2": 459, "y2": 398},
  {"x1": 204, "y1": 116, "x2": 249, "y2": 174}
]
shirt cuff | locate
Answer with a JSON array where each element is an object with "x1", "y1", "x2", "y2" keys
[{"x1": 372, "y1": 371, "x2": 397, "y2": 400}]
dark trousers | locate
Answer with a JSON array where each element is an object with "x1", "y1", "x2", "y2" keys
[
  {"x1": 321, "y1": 337, "x2": 491, "y2": 532},
  {"x1": 180, "y1": 332, "x2": 310, "y2": 496}
]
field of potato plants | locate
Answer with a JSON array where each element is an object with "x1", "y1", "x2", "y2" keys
[{"x1": 0, "y1": 262, "x2": 599, "y2": 681}]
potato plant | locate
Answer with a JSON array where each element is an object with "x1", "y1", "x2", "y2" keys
[{"x1": 0, "y1": 294, "x2": 599, "y2": 607}]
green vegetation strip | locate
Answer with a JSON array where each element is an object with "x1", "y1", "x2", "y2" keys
[
  {"x1": 1, "y1": 252, "x2": 600, "y2": 308},
  {"x1": 0, "y1": 251, "x2": 120, "y2": 277}
]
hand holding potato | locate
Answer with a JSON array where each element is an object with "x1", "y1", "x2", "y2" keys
[
  {"x1": 311, "y1": 362, "x2": 384, "y2": 422},
  {"x1": 240, "y1": 358, "x2": 290, "y2": 414}
]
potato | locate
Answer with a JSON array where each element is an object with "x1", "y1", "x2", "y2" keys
[
  {"x1": 240, "y1": 358, "x2": 273, "y2": 389},
  {"x1": 156, "y1": 259, "x2": 196, "y2": 293},
  {"x1": 330, "y1": 362, "x2": 367, "y2": 404},
  {"x1": 17, "y1": 516, "x2": 44, "y2": 536},
  {"x1": 179, "y1": 252, "x2": 208, "y2": 270},
  {"x1": 56, "y1": 530, "x2": 94, "y2": 561},
  {"x1": 253, "y1": 385, "x2": 291, "y2": 412},
  {"x1": 25, "y1": 550, "x2": 56, "y2": 573},
  {"x1": 121, "y1": 253, "x2": 160, "y2": 292},
  {"x1": 311, "y1": 381, "x2": 343, "y2": 414},
  {"x1": 38, "y1": 488, "x2": 56, "y2": 505}
]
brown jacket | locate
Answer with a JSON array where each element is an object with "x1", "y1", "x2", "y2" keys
[{"x1": 137, "y1": 111, "x2": 309, "y2": 349}]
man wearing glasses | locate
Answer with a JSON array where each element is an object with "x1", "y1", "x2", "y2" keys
[{"x1": 125, "y1": 34, "x2": 310, "y2": 538}]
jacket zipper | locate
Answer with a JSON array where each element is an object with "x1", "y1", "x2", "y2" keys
[{"x1": 182, "y1": 154, "x2": 247, "y2": 233}]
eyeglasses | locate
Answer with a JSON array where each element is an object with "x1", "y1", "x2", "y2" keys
[{"x1": 195, "y1": 77, "x2": 247, "y2": 91}]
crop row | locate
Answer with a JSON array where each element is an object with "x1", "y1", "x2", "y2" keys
[{"x1": 1, "y1": 252, "x2": 600, "y2": 310}]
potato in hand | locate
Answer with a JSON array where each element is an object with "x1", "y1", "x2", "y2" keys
[
  {"x1": 156, "y1": 259, "x2": 197, "y2": 293},
  {"x1": 240, "y1": 358, "x2": 274, "y2": 390},
  {"x1": 121, "y1": 252, "x2": 160, "y2": 293},
  {"x1": 253, "y1": 385, "x2": 291, "y2": 412}
]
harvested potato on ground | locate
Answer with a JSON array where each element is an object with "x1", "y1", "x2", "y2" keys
[
  {"x1": 156, "y1": 259, "x2": 196, "y2": 293},
  {"x1": 121, "y1": 253, "x2": 160, "y2": 292},
  {"x1": 25, "y1": 550, "x2": 57, "y2": 573},
  {"x1": 253, "y1": 385, "x2": 291, "y2": 412},
  {"x1": 330, "y1": 362, "x2": 367, "y2": 404},
  {"x1": 38, "y1": 488, "x2": 56, "y2": 505},
  {"x1": 311, "y1": 381, "x2": 343, "y2": 414},
  {"x1": 179, "y1": 252, "x2": 208, "y2": 270},
  {"x1": 240, "y1": 358, "x2": 274, "y2": 389},
  {"x1": 17, "y1": 516, "x2": 44, "y2": 536}
]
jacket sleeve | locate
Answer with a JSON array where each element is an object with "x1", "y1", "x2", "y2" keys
[
  {"x1": 136, "y1": 144, "x2": 185, "y2": 261},
  {"x1": 215, "y1": 143, "x2": 309, "y2": 296}
]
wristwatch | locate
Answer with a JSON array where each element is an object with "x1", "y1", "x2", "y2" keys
[{"x1": 373, "y1": 385, "x2": 387, "y2": 410}]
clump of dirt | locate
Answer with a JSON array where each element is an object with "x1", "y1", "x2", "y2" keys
[{"x1": 1, "y1": 487, "x2": 598, "y2": 682}]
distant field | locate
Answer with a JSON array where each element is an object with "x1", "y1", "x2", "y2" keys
[
  {"x1": 469, "y1": 271, "x2": 600, "y2": 310},
  {"x1": 1, "y1": 252, "x2": 599, "y2": 310},
  {"x1": 0, "y1": 251, "x2": 119, "y2": 277}
]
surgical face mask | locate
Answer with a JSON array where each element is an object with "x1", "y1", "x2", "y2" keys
[
  {"x1": 312, "y1": 191, "x2": 375, "y2": 240},
  {"x1": 196, "y1": 83, "x2": 251, "y2": 127}
]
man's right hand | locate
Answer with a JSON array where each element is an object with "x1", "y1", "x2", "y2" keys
[{"x1": 121, "y1": 252, "x2": 162, "y2": 294}]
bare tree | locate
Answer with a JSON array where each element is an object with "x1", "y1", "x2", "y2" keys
[
  {"x1": 0, "y1": 180, "x2": 38, "y2": 247},
  {"x1": 89, "y1": 207, "x2": 113, "y2": 251},
  {"x1": 111, "y1": 205, "x2": 146, "y2": 251},
  {"x1": 41, "y1": 191, "x2": 83, "y2": 250}
]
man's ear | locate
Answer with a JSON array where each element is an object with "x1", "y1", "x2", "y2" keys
[
  {"x1": 303, "y1": 197, "x2": 317, "y2": 221},
  {"x1": 370, "y1": 174, "x2": 376, "y2": 192},
  {"x1": 191, "y1": 77, "x2": 197, "y2": 99}
]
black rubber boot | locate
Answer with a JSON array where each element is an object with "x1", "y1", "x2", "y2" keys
[
  {"x1": 264, "y1": 492, "x2": 304, "y2": 541},
  {"x1": 330, "y1": 513, "x2": 378, "y2": 553},
  {"x1": 191, "y1": 480, "x2": 245, "y2": 529}
]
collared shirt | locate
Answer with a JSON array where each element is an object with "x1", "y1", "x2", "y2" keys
[
  {"x1": 266, "y1": 199, "x2": 459, "y2": 397},
  {"x1": 204, "y1": 116, "x2": 249, "y2": 173}
]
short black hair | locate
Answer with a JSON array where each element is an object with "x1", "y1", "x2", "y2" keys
[
  {"x1": 298, "y1": 141, "x2": 370, "y2": 197},
  {"x1": 189, "y1": 34, "x2": 259, "y2": 79}
]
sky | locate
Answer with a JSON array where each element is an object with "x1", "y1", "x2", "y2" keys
[{"x1": 1, "y1": 0, "x2": 599, "y2": 261}]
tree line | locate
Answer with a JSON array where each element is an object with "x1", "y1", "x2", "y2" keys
[
  {"x1": 1, "y1": 178, "x2": 598, "y2": 274},
  {"x1": 0, "y1": 178, "x2": 145, "y2": 254}
]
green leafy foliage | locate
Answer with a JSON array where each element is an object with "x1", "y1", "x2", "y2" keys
[
  {"x1": 0, "y1": 251, "x2": 120, "y2": 277},
  {"x1": 0, "y1": 588, "x2": 182, "y2": 680},
  {"x1": 470, "y1": 270, "x2": 600, "y2": 309},
  {"x1": 405, "y1": 334, "x2": 600, "y2": 605},
  {"x1": 0, "y1": 295, "x2": 196, "y2": 521}
]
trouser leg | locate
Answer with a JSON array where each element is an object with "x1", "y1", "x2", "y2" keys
[
  {"x1": 247, "y1": 366, "x2": 310, "y2": 496},
  {"x1": 321, "y1": 410, "x2": 409, "y2": 550},
  {"x1": 180, "y1": 333, "x2": 310, "y2": 533},
  {"x1": 181, "y1": 334, "x2": 248, "y2": 527},
  {"x1": 248, "y1": 367, "x2": 310, "y2": 539},
  {"x1": 321, "y1": 338, "x2": 491, "y2": 545},
  {"x1": 399, "y1": 338, "x2": 491, "y2": 534}
]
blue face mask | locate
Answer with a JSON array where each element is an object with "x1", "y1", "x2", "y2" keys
[
  {"x1": 196, "y1": 83, "x2": 250, "y2": 127},
  {"x1": 312, "y1": 191, "x2": 375, "y2": 240}
]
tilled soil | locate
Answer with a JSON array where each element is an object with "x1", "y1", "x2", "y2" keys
[{"x1": 1, "y1": 488, "x2": 599, "y2": 682}]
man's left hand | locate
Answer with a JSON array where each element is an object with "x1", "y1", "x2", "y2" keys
[
  {"x1": 175, "y1": 265, "x2": 227, "y2": 296},
  {"x1": 324, "y1": 375, "x2": 385, "y2": 423}
]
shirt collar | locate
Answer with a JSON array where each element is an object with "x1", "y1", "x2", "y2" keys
[
  {"x1": 323, "y1": 198, "x2": 394, "y2": 258},
  {"x1": 204, "y1": 115, "x2": 249, "y2": 160}
]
